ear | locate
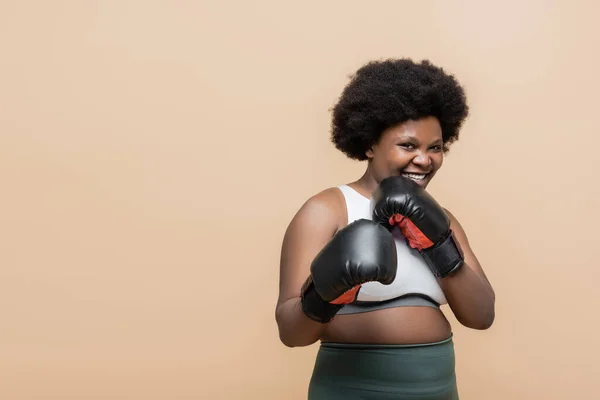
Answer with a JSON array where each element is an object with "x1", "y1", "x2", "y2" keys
[{"x1": 365, "y1": 146, "x2": 374, "y2": 159}]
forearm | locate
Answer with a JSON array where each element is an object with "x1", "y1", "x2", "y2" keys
[
  {"x1": 275, "y1": 297, "x2": 329, "y2": 347},
  {"x1": 439, "y1": 263, "x2": 495, "y2": 330}
]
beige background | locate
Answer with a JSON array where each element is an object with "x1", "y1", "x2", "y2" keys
[{"x1": 1, "y1": 1, "x2": 599, "y2": 399}]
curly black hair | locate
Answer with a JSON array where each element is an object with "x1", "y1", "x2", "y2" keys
[{"x1": 330, "y1": 58, "x2": 469, "y2": 161}]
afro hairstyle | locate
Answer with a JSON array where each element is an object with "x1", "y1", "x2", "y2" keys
[{"x1": 330, "y1": 58, "x2": 469, "y2": 161}]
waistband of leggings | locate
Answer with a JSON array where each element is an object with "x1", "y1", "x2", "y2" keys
[{"x1": 320, "y1": 334, "x2": 453, "y2": 350}]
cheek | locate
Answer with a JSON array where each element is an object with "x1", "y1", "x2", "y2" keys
[
  {"x1": 433, "y1": 154, "x2": 444, "y2": 169},
  {"x1": 387, "y1": 148, "x2": 412, "y2": 166}
]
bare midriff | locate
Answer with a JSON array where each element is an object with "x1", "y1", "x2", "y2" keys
[{"x1": 320, "y1": 306, "x2": 452, "y2": 344}]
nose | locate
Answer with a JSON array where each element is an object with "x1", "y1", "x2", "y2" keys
[{"x1": 411, "y1": 151, "x2": 432, "y2": 168}]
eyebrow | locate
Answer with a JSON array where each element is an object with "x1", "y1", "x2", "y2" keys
[{"x1": 397, "y1": 135, "x2": 443, "y2": 145}]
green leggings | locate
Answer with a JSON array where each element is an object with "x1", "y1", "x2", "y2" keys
[{"x1": 308, "y1": 336, "x2": 459, "y2": 400}]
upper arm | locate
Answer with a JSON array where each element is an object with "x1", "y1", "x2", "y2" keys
[
  {"x1": 276, "y1": 189, "x2": 344, "y2": 308},
  {"x1": 445, "y1": 208, "x2": 493, "y2": 287}
]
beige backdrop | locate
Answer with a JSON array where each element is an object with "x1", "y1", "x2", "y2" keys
[{"x1": 1, "y1": 1, "x2": 599, "y2": 399}]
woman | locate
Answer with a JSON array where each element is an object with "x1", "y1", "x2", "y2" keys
[{"x1": 275, "y1": 58, "x2": 495, "y2": 399}]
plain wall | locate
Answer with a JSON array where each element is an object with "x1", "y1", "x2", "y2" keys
[{"x1": 1, "y1": 1, "x2": 599, "y2": 399}]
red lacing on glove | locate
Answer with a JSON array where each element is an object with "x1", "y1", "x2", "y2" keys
[{"x1": 388, "y1": 213, "x2": 434, "y2": 251}]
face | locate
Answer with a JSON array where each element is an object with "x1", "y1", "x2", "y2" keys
[{"x1": 365, "y1": 116, "x2": 444, "y2": 188}]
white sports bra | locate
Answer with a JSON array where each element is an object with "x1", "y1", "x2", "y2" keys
[{"x1": 335, "y1": 185, "x2": 447, "y2": 313}]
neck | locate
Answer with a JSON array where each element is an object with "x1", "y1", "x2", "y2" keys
[{"x1": 350, "y1": 164, "x2": 380, "y2": 198}]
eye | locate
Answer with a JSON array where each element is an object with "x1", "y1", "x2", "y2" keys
[
  {"x1": 398, "y1": 142, "x2": 416, "y2": 150},
  {"x1": 430, "y1": 145, "x2": 443, "y2": 152}
]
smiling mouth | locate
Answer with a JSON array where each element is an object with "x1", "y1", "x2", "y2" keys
[{"x1": 401, "y1": 172, "x2": 429, "y2": 183}]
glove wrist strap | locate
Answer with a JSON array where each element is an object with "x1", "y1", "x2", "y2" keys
[
  {"x1": 300, "y1": 276, "x2": 343, "y2": 324},
  {"x1": 421, "y1": 230, "x2": 465, "y2": 278}
]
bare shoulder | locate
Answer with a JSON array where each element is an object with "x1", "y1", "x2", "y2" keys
[
  {"x1": 443, "y1": 207, "x2": 491, "y2": 276},
  {"x1": 286, "y1": 187, "x2": 346, "y2": 232},
  {"x1": 277, "y1": 186, "x2": 346, "y2": 305},
  {"x1": 442, "y1": 207, "x2": 458, "y2": 223},
  {"x1": 443, "y1": 207, "x2": 470, "y2": 244}
]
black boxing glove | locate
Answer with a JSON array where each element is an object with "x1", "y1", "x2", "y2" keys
[
  {"x1": 300, "y1": 219, "x2": 397, "y2": 323},
  {"x1": 371, "y1": 175, "x2": 464, "y2": 278}
]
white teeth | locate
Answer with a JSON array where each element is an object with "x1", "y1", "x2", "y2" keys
[{"x1": 402, "y1": 173, "x2": 427, "y2": 181}]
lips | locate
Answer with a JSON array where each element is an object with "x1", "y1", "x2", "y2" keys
[
  {"x1": 401, "y1": 172, "x2": 429, "y2": 183},
  {"x1": 400, "y1": 172, "x2": 431, "y2": 186}
]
